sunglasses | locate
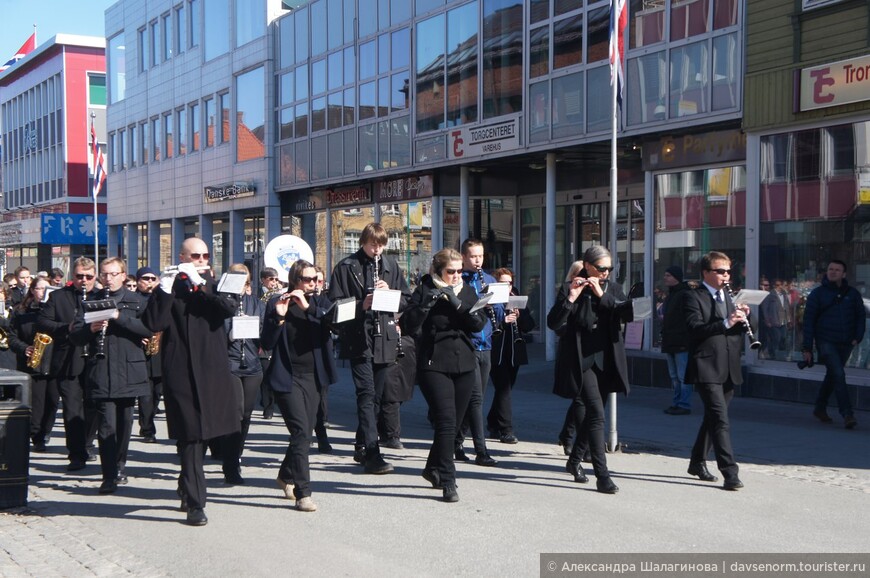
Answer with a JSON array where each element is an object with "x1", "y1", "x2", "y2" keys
[
  {"x1": 75, "y1": 274, "x2": 95, "y2": 280},
  {"x1": 139, "y1": 275, "x2": 158, "y2": 281},
  {"x1": 299, "y1": 276, "x2": 318, "y2": 283},
  {"x1": 592, "y1": 264, "x2": 614, "y2": 273},
  {"x1": 443, "y1": 268, "x2": 461, "y2": 275},
  {"x1": 708, "y1": 268, "x2": 732, "y2": 275},
  {"x1": 125, "y1": 283, "x2": 137, "y2": 289},
  {"x1": 189, "y1": 253, "x2": 210, "y2": 260}
]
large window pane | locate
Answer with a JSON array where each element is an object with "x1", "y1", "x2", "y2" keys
[
  {"x1": 328, "y1": 131, "x2": 343, "y2": 177},
  {"x1": 328, "y1": 0, "x2": 343, "y2": 50},
  {"x1": 236, "y1": 0, "x2": 264, "y2": 47},
  {"x1": 236, "y1": 67, "x2": 265, "y2": 162},
  {"x1": 280, "y1": 107, "x2": 294, "y2": 140},
  {"x1": 359, "y1": 124, "x2": 377, "y2": 171},
  {"x1": 152, "y1": 117, "x2": 161, "y2": 161},
  {"x1": 416, "y1": 0, "x2": 444, "y2": 15},
  {"x1": 586, "y1": 66, "x2": 609, "y2": 132},
  {"x1": 108, "y1": 33, "x2": 126, "y2": 103},
  {"x1": 392, "y1": 28, "x2": 410, "y2": 69},
  {"x1": 190, "y1": 0, "x2": 201, "y2": 47},
  {"x1": 328, "y1": 51, "x2": 343, "y2": 90},
  {"x1": 360, "y1": 81, "x2": 376, "y2": 120},
  {"x1": 164, "y1": 113, "x2": 173, "y2": 159},
  {"x1": 344, "y1": 46, "x2": 355, "y2": 84},
  {"x1": 176, "y1": 4, "x2": 187, "y2": 53},
  {"x1": 714, "y1": 0, "x2": 738, "y2": 29},
  {"x1": 138, "y1": 28, "x2": 149, "y2": 72},
  {"x1": 391, "y1": 116, "x2": 410, "y2": 167},
  {"x1": 220, "y1": 92, "x2": 230, "y2": 143},
  {"x1": 446, "y1": 1, "x2": 478, "y2": 126},
  {"x1": 295, "y1": 6, "x2": 309, "y2": 63},
  {"x1": 343, "y1": 128, "x2": 356, "y2": 174},
  {"x1": 280, "y1": 16, "x2": 295, "y2": 68},
  {"x1": 190, "y1": 103, "x2": 200, "y2": 151},
  {"x1": 344, "y1": 87, "x2": 356, "y2": 125},
  {"x1": 312, "y1": 96, "x2": 326, "y2": 132},
  {"x1": 378, "y1": 120, "x2": 390, "y2": 169},
  {"x1": 311, "y1": 135, "x2": 327, "y2": 180},
  {"x1": 296, "y1": 140, "x2": 310, "y2": 183},
  {"x1": 296, "y1": 64, "x2": 309, "y2": 100},
  {"x1": 529, "y1": 80, "x2": 550, "y2": 143},
  {"x1": 529, "y1": 26, "x2": 549, "y2": 78},
  {"x1": 630, "y1": 0, "x2": 664, "y2": 48},
  {"x1": 295, "y1": 102, "x2": 309, "y2": 137},
  {"x1": 555, "y1": 0, "x2": 583, "y2": 15},
  {"x1": 360, "y1": 0, "x2": 377, "y2": 37},
  {"x1": 162, "y1": 13, "x2": 172, "y2": 61},
  {"x1": 554, "y1": 14, "x2": 582, "y2": 69},
  {"x1": 392, "y1": 73, "x2": 410, "y2": 112},
  {"x1": 669, "y1": 41, "x2": 708, "y2": 117},
  {"x1": 177, "y1": 107, "x2": 187, "y2": 155},
  {"x1": 415, "y1": 14, "x2": 445, "y2": 132},
  {"x1": 311, "y1": 0, "x2": 327, "y2": 55},
  {"x1": 626, "y1": 51, "x2": 666, "y2": 125},
  {"x1": 671, "y1": 0, "x2": 709, "y2": 41},
  {"x1": 280, "y1": 71, "x2": 294, "y2": 105},
  {"x1": 378, "y1": 77, "x2": 390, "y2": 117},
  {"x1": 378, "y1": 33, "x2": 390, "y2": 74},
  {"x1": 552, "y1": 71, "x2": 583, "y2": 138},
  {"x1": 587, "y1": 5, "x2": 609, "y2": 62},
  {"x1": 141, "y1": 121, "x2": 149, "y2": 163},
  {"x1": 360, "y1": 41, "x2": 377, "y2": 80},
  {"x1": 482, "y1": 0, "x2": 523, "y2": 119},
  {"x1": 329, "y1": 92, "x2": 343, "y2": 129},
  {"x1": 204, "y1": 98, "x2": 215, "y2": 148},
  {"x1": 312, "y1": 59, "x2": 327, "y2": 95},
  {"x1": 204, "y1": 0, "x2": 229, "y2": 60},
  {"x1": 712, "y1": 33, "x2": 738, "y2": 111}
]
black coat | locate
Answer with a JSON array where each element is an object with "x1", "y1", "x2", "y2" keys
[
  {"x1": 400, "y1": 276, "x2": 488, "y2": 374},
  {"x1": 142, "y1": 273, "x2": 242, "y2": 442},
  {"x1": 37, "y1": 285, "x2": 99, "y2": 379},
  {"x1": 492, "y1": 289, "x2": 535, "y2": 369},
  {"x1": 328, "y1": 249, "x2": 411, "y2": 363},
  {"x1": 138, "y1": 290, "x2": 163, "y2": 379},
  {"x1": 382, "y1": 335, "x2": 416, "y2": 402},
  {"x1": 0, "y1": 315, "x2": 17, "y2": 371},
  {"x1": 7, "y1": 306, "x2": 42, "y2": 373},
  {"x1": 225, "y1": 293, "x2": 265, "y2": 376},
  {"x1": 684, "y1": 286, "x2": 747, "y2": 385},
  {"x1": 70, "y1": 288, "x2": 152, "y2": 400},
  {"x1": 547, "y1": 280, "x2": 633, "y2": 400},
  {"x1": 261, "y1": 293, "x2": 338, "y2": 393},
  {"x1": 660, "y1": 282, "x2": 691, "y2": 353}
]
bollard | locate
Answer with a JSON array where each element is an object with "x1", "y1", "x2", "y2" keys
[{"x1": 0, "y1": 369, "x2": 32, "y2": 509}]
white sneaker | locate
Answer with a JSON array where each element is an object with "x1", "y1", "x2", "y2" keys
[
  {"x1": 276, "y1": 477, "x2": 294, "y2": 500},
  {"x1": 296, "y1": 496, "x2": 317, "y2": 512}
]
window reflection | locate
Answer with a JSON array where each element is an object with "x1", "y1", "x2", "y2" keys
[
  {"x1": 586, "y1": 65, "x2": 609, "y2": 132},
  {"x1": 586, "y1": 5, "x2": 609, "y2": 62},
  {"x1": 311, "y1": 1, "x2": 327, "y2": 55},
  {"x1": 630, "y1": 0, "x2": 664, "y2": 48},
  {"x1": 627, "y1": 51, "x2": 666, "y2": 125},
  {"x1": 236, "y1": 67, "x2": 265, "y2": 162},
  {"x1": 416, "y1": 14, "x2": 446, "y2": 132},
  {"x1": 331, "y1": 207, "x2": 376, "y2": 266},
  {"x1": 670, "y1": 0, "x2": 709, "y2": 41},
  {"x1": 712, "y1": 33, "x2": 738, "y2": 111},
  {"x1": 553, "y1": 13, "x2": 582, "y2": 69},
  {"x1": 236, "y1": 0, "x2": 264, "y2": 47},
  {"x1": 482, "y1": 0, "x2": 523, "y2": 119},
  {"x1": 529, "y1": 26, "x2": 549, "y2": 78},
  {"x1": 204, "y1": 0, "x2": 229, "y2": 60},
  {"x1": 669, "y1": 41, "x2": 708, "y2": 117},
  {"x1": 446, "y1": 1, "x2": 478, "y2": 125},
  {"x1": 552, "y1": 71, "x2": 583, "y2": 138}
]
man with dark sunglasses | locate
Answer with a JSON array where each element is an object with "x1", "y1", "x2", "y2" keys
[{"x1": 38, "y1": 256, "x2": 101, "y2": 472}]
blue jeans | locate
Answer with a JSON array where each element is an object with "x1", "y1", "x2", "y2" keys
[
  {"x1": 814, "y1": 340, "x2": 854, "y2": 418},
  {"x1": 666, "y1": 351, "x2": 692, "y2": 410}
]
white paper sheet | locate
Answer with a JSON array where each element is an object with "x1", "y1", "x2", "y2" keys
[
  {"x1": 632, "y1": 296, "x2": 652, "y2": 320},
  {"x1": 469, "y1": 292, "x2": 493, "y2": 314},
  {"x1": 507, "y1": 295, "x2": 528, "y2": 310},
  {"x1": 83, "y1": 308, "x2": 117, "y2": 323},
  {"x1": 333, "y1": 297, "x2": 357, "y2": 323},
  {"x1": 42, "y1": 286, "x2": 58, "y2": 303},
  {"x1": 485, "y1": 282, "x2": 511, "y2": 304},
  {"x1": 733, "y1": 289, "x2": 769, "y2": 307},
  {"x1": 229, "y1": 316, "x2": 260, "y2": 339},
  {"x1": 371, "y1": 289, "x2": 402, "y2": 313},
  {"x1": 217, "y1": 272, "x2": 249, "y2": 295}
]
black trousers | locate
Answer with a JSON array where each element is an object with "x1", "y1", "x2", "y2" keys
[
  {"x1": 314, "y1": 382, "x2": 330, "y2": 441},
  {"x1": 274, "y1": 381, "x2": 319, "y2": 499},
  {"x1": 259, "y1": 356, "x2": 274, "y2": 415},
  {"x1": 456, "y1": 349, "x2": 491, "y2": 454},
  {"x1": 58, "y1": 375, "x2": 98, "y2": 463},
  {"x1": 95, "y1": 398, "x2": 135, "y2": 482},
  {"x1": 691, "y1": 381, "x2": 739, "y2": 479},
  {"x1": 30, "y1": 376, "x2": 59, "y2": 444},
  {"x1": 178, "y1": 440, "x2": 207, "y2": 510},
  {"x1": 419, "y1": 369, "x2": 475, "y2": 487},
  {"x1": 378, "y1": 401, "x2": 402, "y2": 441},
  {"x1": 486, "y1": 362, "x2": 520, "y2": 435},
  {"x1": 219, "y1": 374, "x2": 261, "y2": 476},
  {"x1": 558, "y1": 400, "x2": 578, "y2": 445},
  {"x1": 137, "y1": 376, "x2": 163, "y2": 437},
  {"x1": 567, "y1": 366, "x2": 609, "y2": 479},
  {"x1": 350, "y1": 358, "x2": 389, "y2": 452}
]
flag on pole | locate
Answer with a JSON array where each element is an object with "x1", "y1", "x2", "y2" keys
[
  {"x1": 0, "y1": 33, "x2": 36, "y2": 72},
  {"x1": 91, "y1": 119, "x2": 107, "y2": 198},
  {"x1": 609, "y1": 0, "x2": 627, "y2": 109}
]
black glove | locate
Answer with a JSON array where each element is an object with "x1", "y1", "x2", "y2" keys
[{"x1": 441, "y1": 288, "x2": 462, "y2": 310}]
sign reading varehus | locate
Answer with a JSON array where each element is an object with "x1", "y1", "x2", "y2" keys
[
  {"x1": 449, "y1": 117, "x2": 520, "y2": 160},
  {"x1": 205, "y1": 182, "x2": 256, "y2": 202},
  {"x1": 799, "y1": 54, "x2": 870, "y2": 112}
]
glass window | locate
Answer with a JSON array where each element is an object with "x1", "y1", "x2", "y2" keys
[
  {"x1": 295, "y1": 140, "x2": 310, "y2": 182},
  {"x1": 530, "y1": 0, "x2": 549, "y2": 25},
  {"x1": 378, "y1": 119, "x2": 390, "y2": 169},
  {"x1": 295, "y1": 6, "x2": 309, "y2": 63},
  {"x1": 344, "y1": 46, "x2": 355, "y2": 84},
  {"x1": 204, "y1": 0, "x2": 229, "y2": 60},
  {"x1": 177, "y1": 107, "x2": 187, "y2": 155},
  {"x1": 176, "y1": 4, "x2": 186, "y2": 54},
  {"x1": 328, "y1": 0, "x2": 343, "y2": 50},
  {"x1": 312, "y1": 59, "x2": 327, "y2": 95},
  {"x1": 378, "y1": 33, "x2": 391, "y2": 75},
  {"x1": 311, "y1": 0, "x2": 327, "y2": 55},
  {"x1": 295, "y1": 64, "x2": 309, "y2": 100},
  {"x1": 141, "y1": 121, "x2": 149, "y2": 164},
  {"x1": 279, "y1": 143, "x2": 295, "y2": 185},
  {"x1": 714, "y1": 0, "x2": 738, "y2": 29},
  {"x1": 344, "y1": 127, "x2": 356, "y2": 174},
  {"x1": 311, "y1": 135, "x2": 327, "y2": 180},
  {"x1": 392, "y1": 73, "x2": 410, "y2": 112},
  {"x1": 328, "y1": 131, "x2": 343, "y2": 177},
  {"x1": 587, "y1": 5, "x2": 609, "y2": 62},
  {"x1": 280, "y1": 71, "x2": 294, "y2": 106},
  {"x1": 552, "y1": 71, "x2": 583, "y2": 138},
  {"x1": 379, "y1": 0, "x2": 390, "y2": 31},
  {"x1": 556, "y1": 0, "x2": 582, "y2": 15},
  {"x1": 138, "y1": 28, "x2": 149, "y2": 72},
  {"x1": 529, "y1": 80, "x2": 550, "y2": 143},
  {"x1": 446, "y1": 2, "x2": 478, "y2": 126},
  {"x1": 344, "y1": 0, "x2": 355, "y2": 43},
  {"x1": 108, "y1": 33, "x2": 126, "y2": 103},
  {"x1": 130, "y1": 125, "x2": 138, "y2": 167},
  {"x1": 529, "y1": 26, "x2": 549, "y2": 78},
  {"x1": 88, "y1": 74, "x2": 107, "y2": 106},
  {"x1": 312, "y1": 96, "x2": 327, "y2": 132},
  {"x1": 204, "y1": 98, "x2": 215, "y2": 148},
  {"x1": 190, "y1": 103, "x2": 200, "y2": 151},
  {"x1": 553, "y1": 14, "x2": 582, "y2": 69},
  {"x1": 237, "y1": 0, "x2": 264, "y2": 47},
  {"x1": 328, "y1": 92, "x2": 343, "y2": 129},
  {"x1": 162, "y1": 12, "x2": 172, "y2": 60},
  {"x1": 586, "y1": 65, "x2": 609, "y2": 132},
  {"x1": 392, "y1": 28, "x2": 410, "y2": 70},
  {"x1": 190, "y1": 0, "x2": 201, "y2": 47},
  {"x1": 119, "y1": 129, "x2": 126, "y2": 170},
  {"x1": 392, "y1": 0, "x2": 410, "y2": 24},
  {"x1": 360, "y1": 41, "x2": 377, "y2": 80},
  {"x1": 295, "y1": 102, "x2": 309, "y2": 137},
  {"x1": 712, "y1": 33, "x2": 738, "y2": 111},
  {"x1": 279, "y1": 16, "x2": 294, "y2": 68},
  {"x1": 328, "y1": 51, "x2": 343, "y2": 90},
  {"x1": 415, "y1": 13, "x2": 445, "y2": 132},
  {"x1": 391, "y1": 116, "x2": 410, "y2": 167},
  {"x1": 344, "y1": 87, "x2": 356, "y2": 125},
  {"x1": 671, "y1": 0, "x2": 709, "y2": 41},
  {"x1": 669, "y1": 41, "x2": 708, "y2": 118},
  {"x1": 630, "y1": 0, "x2": 664, "y2": 48},
  {"x1": 220, "y1": 92, "x2": 230, "y2": 143},
  {"x1": 152, "y1": 117, "x2": 161, "y2": 161},
  {"x1": 378, "y1": 77, "x2": 390, "y2": 117},
  {"x1": 280, "y1": 107, "x2": 294, "y2": 140},
  {"x1": 236, "y1": 67, "x2": 265, "y2": 162},
  {"x1": 626, "y1": 51, "x2": 666, "y2": 125},
  {"x1": 416, "y1": 0, "x2": 444, "y2": 16},
  {"x1": 164, "y1": 113, "x2": 174, "y2": 159},
  {"x1": 360, "y1": 82, "x2": 376, "y2": 121},
  {"x1": 359, "y1": 124, "x2": 377, "y2": 171},
  {"x1": 151, "y1": 21, "x2": 159, "y2": 66},
  {"x1": 482, "y1": 0, "x2": 523, "y2": 119},
  {"x1": 360, "y1": 0, "x2": 377, "y2": 37}
]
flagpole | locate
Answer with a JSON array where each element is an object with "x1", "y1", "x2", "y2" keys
[
  {"x1": 607, "y1": 0, "x2": 620, "y2": 453},
  {"x1": 92, "y1": 111, "x2": 98, "y2": 263}
]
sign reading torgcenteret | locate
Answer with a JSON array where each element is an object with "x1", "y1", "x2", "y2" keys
[
  {"x1": 449, "y1": 117, "x2": 520, "y2": 159},
  {"x1": 205, "y1": 182, "x2": 256, "y2": 202},
  {"x1": 799, "y1": 54, "x2": 870, "y2": 112}
]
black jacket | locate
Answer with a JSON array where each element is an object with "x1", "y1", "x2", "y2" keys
[
  {"x1": 492, "y1": 289, "x2": 535, "y2": 368},
  {"x1": 70, "y1": 288, "x2": 152, "y2": 400},
  {"x1": 400, "y1": 275, "x2": 488, "y2": 374},
  {"x1": 660, "y1": 282, "x2": 691, "y2": 353},
  {"x1": 684, "y1": 285, "x2": 748, "y2": 385},
  {"x1": 225, "y1": 293, "x2": 265, "y2": 376},
  {"x1": 37, "y1": 284, "x2": 99, "y2": 379},
  {"x1": 328, "y1": 249, "x2": 411, "y2": 363},
  {"x1": 8, "y1": 305, "x2": 42, "y2": 373}
]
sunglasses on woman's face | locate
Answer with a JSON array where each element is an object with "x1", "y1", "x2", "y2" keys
[{"x1": 592, "y1": 264, "x2": 613, "y2": 273}]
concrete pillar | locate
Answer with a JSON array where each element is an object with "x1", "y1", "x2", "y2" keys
[
  {"x1": 545, "y1": 152, "x2": 557, "y2": 362},
  {"x1": 460, "y1": 165, "x2": 469, "y2": 242},
  {"x1": 229, "y1": 210, "x2": 245, "y2": 266}
]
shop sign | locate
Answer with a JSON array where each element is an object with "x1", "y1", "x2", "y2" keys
[
  {"x1": 326, "y1": 184, "x2": 371, "y2": 207},
  {"x1": 205, "y1": 182, "x2": 256, "y2": 203},
  {"x1": 643, "y1": 129, "x2": 746, "y2": 171},
  {"x1": 0, "y1": 223, "x2": 22, "y2": 245},
  {"x1": 448, "y1": 117, "x2": 520, "y2": 160},
  {"x1": 41, "y1": 214, "x2": 107, "y2": 244},
  {"x1": 23, "y1": 122, "x2": 38, "y2": 154},
  {"x1": 376, "y1": 175, "x2": 433, "y2": 203},
  {"x1": 290, "y1": 191, "x2": 324, "y2": 212},
  {"x1": 799, "y1": 54, "x2": 870, "y2": 111}
]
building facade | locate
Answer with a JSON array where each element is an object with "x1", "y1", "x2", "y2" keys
[{"x1": 0, "y1": 35, "x2": 107, "y2": 277}]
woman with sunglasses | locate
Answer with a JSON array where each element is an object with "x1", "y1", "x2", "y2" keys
[
  {"x1": 400, "y1": 249, "x2": 488, "y2": 503},
  {"x1": 547, "y1": 245, "x2": 633, "y2": 494},
  {"x1": 261, "y1": 260, "x2": 337, "y2": 512}
]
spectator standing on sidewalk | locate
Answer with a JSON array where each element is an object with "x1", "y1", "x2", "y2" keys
[
  {"x1": 661, "y1": 266, "x2": 692, "y2": 415},
  {"x1": 802, "y1": 260, "x2": 865, "y2": 429}
]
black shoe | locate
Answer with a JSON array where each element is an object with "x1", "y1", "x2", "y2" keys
[
  {"x1": 845, "y1": 415, "x2": 858, "y2": 429},
  {"x1": 558, "y1": 439, "x2": 572, "y2": 456},
  {"x1": 263, "y1": 410, "x2": 274, "y2": 420},
  {"x1": 98, "y1": 480, "x2": 118, "y2": 494},
  {"x1": 364, "y1": 454, "x2": 394, "y2": 475},
  {"x1": 317, "y1": 439, "x2": 333, "y2": 454},
  {"x1": 581, "y1": 451, "x2": 592, "y2": 463},
  {"x1": 224, "y1": 471, "x2": 246, "y2": 485},
  {"x1": 687, "y1": 462, "x2": 719, "y2": 482},
  {"x1": 115, "y1": 471, "x2": 129, "y2": 485},
  {"x1": 382, "y1": 438, "x2": 404, "y2": 450},
  {"x1": 67, "y1": 460, "x2": 87, "y2": 472},
  {"x1": 442, "y1": 484, "x2": 459, "y2": 503},
  {"x1": 566, "y1": 460, "x2": 589, "y2": 484},
  {"x1": 723, "y1": 477, "x2": 744, "y2": 491},
  {"x1": 596, "y1": 476, "x2": 619, "y2": 494},
  {"x1": 32, "y1": 440, "x2": 47, "y2": 453},
  {"x1": 353, "y1": 447, "x2": 367, "y2": 464},
  {"x1": 454, "y1": 448, "x2": 470, "y2": 462},
  {"x1": 499, "y1": 433, "x2": 519, "y2": 444},
  {"x1": 474, "y1": 452, "x2": 498, "y2": 467},
  {"x1": 664, "y1": 406, "x2": 691, "y2": 415},
  {"x1": 185, "y1": 508, "x2": 208, "y2": 526},
  {"x1": 142, "y1": 435, "x2": 157, "y2": 444},
  {"x1": 422, "y1": 468, "x2": 442, "y2": 489}
]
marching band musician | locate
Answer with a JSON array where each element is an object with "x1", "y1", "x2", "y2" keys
[
  {"x1": 70, "y1": 257, "x2": 153, "y2": 495},
  {"x1": 37, "y1": 257, "x2": 101, "y2": 472},
  {"x1": 8, "y1": 277, "x2": 58, "y2": 452},
  {"x1": 262, "y1": 259, "x2": 337, "y2": 512},
  {"x1": 328, "y1": 222, "x2": 411, "y2": 474},
  {"x1": 258, "y1": 266, "x2": 281, "y2": 419},
  {"x1": 400, "y1": 248, "x2": 488, "y2": 502},
  {"x1": 135, "y1": 267, "x2": 162, "y2": 444},
  {"x1": 313, "y1": 264, "x2": 333, "y2": 453},
  {"x1": 142, "y1": 237, "x2": 242, "y2": 526}
]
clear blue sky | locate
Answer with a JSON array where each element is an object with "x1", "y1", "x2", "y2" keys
[{"x1": 0, "y1": 0, "x2": 117, "y2": 64}]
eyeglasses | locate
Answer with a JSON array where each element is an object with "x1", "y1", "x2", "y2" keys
[
  {"x1": 139, "y1": 275, "x2": 158, "y2": 282},
  {"x1": 443, "y1": 268, "x2": 461, "y2": 275},
  {"x1": 75, "y1": 274, "x2": 95, "y2": 280},
  {"x1": 189, "y1": 253, "x2": 210, "y2": 260},
  {"x1": 299, "y1": 276, "x2": 318, "y2": 283},
  {"x1": 100, "y1": 271, "x2": 124, "y2": 278},
  {"x1": 592, "y1": 264, "x2": 614, "y2": 273},
  {"x1": 125, "y1": 283, "x2": 137, "y2": 289},
  {"x1": 708, "y1": 268, "x2": 732, "y2": 275}
]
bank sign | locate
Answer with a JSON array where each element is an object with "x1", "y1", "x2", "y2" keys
[
  {"x1": 799, "y1": 54, "x2": 870, "y2": 111},
  {"x1": 448, "y1": 117, "x2": 520, "y2": 160}
]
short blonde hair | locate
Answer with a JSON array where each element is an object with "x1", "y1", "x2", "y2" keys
[{"x1": 431, "y1": 248, "x2": 462, "y2": 276}]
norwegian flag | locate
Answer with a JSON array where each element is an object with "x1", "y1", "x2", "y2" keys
[
  {"x1": 0, "y1": 33, "x2": 36, "y2": 72},
  {"x1": 609, "y1": 0, "x2": 627, "y2": 109},
  {"x1": 90, "y1": 119, "x2": 106, "y2": 198}
]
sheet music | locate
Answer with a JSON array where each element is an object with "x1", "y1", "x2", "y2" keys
[
  {"x1": 333, "y1": 297, "x2": 357, "y2": 323},
  {"x1": 84, "y1": 308, "x2": 118, "y2": 323},
  {"x1": 371, "y1": 289, "x2": 402, "y2": 313},
  {"x1": 469, "y1": 292, "x2": 493, "y2": 314},
  {"x1": 507, "y1": 295, "x2": 528, "y2": 310},
  {"x1": 632, "y1": 296, "x2": 652, "y2": 320},
  {"x1": 43, "y1": 286, "x2": 58, "y2": 303},
  {"x1": 217, "y1": 272, "x2": 249, "y2": 295},
  {"x1": 485, "y1": 282, "x2": 511, "y2": 304},
  {"x1": 733, "y1": 289, "x2": 768, "y2": 307}
]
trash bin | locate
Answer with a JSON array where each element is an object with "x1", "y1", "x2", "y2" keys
[{"x1": 0, "y1": 369, "x2": 31, "y2": 509}]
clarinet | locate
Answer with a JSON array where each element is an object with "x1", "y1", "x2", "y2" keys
[
  {"x1": 371, "y1": 255, "x2": 382, "y2": 338},
  {"x1": 478, "y1": 267, "x2": 502, "y2": 335},
  {"x1": 237, "y1": 295, "x2": 248, "y2": 370},
  {"x1": 511, "y1": 308, "x2": 524, "y2": 344},
  {"x1": 723, "y1": 282, "x2": 762, "y2": 350},
  {"x1": 80, "y1": 286, "x2": 90, "y2": 359},
  {"x1": 395, "y1": 323, "x2": 405, "y2": 358},
  {"x1": 94, "y1": 288, "x2": 108, "y2": 359}
]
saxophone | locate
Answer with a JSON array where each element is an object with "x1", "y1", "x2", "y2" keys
[
  {"x1": 0, "y1": 326, "x2": 9, "y2": 350},
  {"x1": 144, "y1": 331, "x2": 162, "y2": 356},
  {"x1": 28, "y1": 333, "x2": 53, "y2": 370}
]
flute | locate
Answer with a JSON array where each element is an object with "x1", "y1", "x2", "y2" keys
[{"x1": 723, "y1": 282, "x2": 762, "y2": 350}]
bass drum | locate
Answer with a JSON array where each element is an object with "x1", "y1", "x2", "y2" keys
[{"x1": 263, "y1": 235, "x2": 315, "y2": 283}]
